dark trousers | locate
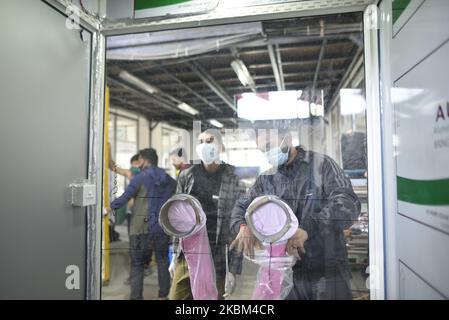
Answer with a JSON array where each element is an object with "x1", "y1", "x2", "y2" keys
[
  {"x1": 129, "y1": 233, "x2": 170, "y2": 300},
  {"x1": 286, "y1": 263, "x2": 352, "y2": 300}
]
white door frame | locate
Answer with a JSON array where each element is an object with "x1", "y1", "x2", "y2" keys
[
  {"x1": 377, "y1": 0, "x2": 399, "y2": 300},
  {"x1": 363, "y1": 3, "x2": 386, "y2": 300}
]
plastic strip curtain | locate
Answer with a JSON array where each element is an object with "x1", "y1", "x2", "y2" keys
[
  {"x1": 159, "y1": 194, "x2": 218, "y2": 300},
  {"x1": 245, "y1": 196, "x2": 299, "y2": 300}
]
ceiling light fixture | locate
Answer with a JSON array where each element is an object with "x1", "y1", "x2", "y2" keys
[
  {"x1": 177, "y1": 102, "x2": 199, "y2": 116},
  {"x1": 230, "y1": 59, "x2": 256, "y2": 92},
  {"x1": 209, "y1": 119, "x2": 223, "y2": 128},
  {"x1": 118, "y1": 70, "x2": 160, "y2": 95}
]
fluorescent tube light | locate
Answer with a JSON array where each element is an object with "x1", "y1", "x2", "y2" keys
[
  {"x1": 118, "y1": 70, "x2": 160, "y2": 95},
  {"x1": 209, "y1": 119, "x2": 223, "y2": 128},
  {"x1": 177, "y1": 102, "x2": 199, "y2": 116},
  {"x1": 231, "y1": 59, "x2": 256, "y2": 92}
]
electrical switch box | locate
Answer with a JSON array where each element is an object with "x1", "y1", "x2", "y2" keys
[{"x1": 70, "y1": 180, "x2": 96, "y2": 207}]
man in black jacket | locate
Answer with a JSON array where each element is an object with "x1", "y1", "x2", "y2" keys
[
  {"x1": 230, "y1": 122, "x2": 360, "y2": 300},
  {"x1": 169, "y1": 129, "x2": 244, "y2": 300}
]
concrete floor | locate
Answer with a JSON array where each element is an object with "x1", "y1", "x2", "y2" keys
[{"x1": 101, "y1": 224, "x2": 368, "y2": 300}]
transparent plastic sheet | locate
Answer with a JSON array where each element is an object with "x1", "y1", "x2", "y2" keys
[
  {"x1": 245, "y1": 196, "x2": 299, "y2": 300},
  {"x1": 159, "y1": 195, "x2": 218, "y2": 300},
  {"x1": 247, "y1": 245, "x2": 297, "y2": 300}
]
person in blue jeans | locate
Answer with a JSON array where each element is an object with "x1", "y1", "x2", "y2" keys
[{"x1": 111, "y1": 148, "x2": 176, "y2": 300}]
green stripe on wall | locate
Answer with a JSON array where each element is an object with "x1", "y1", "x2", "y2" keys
[
  {"x1": 393, "y1": 0, "x2": 412, "y2": 23},
  {"x1": 135, "y1": 0, "x2": 192, "y2": 11},
  {"x1": 397, "y1": 176, "x2": 449, "y2": 205}
]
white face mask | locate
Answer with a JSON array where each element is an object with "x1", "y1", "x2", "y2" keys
[{"x1": 196, "y1": 143, "x2": 220, "y2": 165}]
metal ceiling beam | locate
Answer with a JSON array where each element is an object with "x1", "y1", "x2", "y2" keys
[
  {"x1": 251, "y1": 38, "x2": 353, "y2": 51},
  {"x1": 275, "y1": 44, "x2": 286, "y2": 91},
  {"x1": 267, "y1": 45, "x2": 285, "y2": 91},
  {"x1": 328, "y1": 48, "x2": 364, "y2": 110},
  {"x1": 312, "y1": 39, "x2": 327, "y2": 99},
  {"x1": 120, "y1": 56, "x2": 349, "y2": 76},
  {"x1": 185, "y1": 80, "x2": 340, "y2": 94},
  {"x1": 110, "y1": 96, "x2": 159, "y2": 117},
  {"x1": 117, "y1": 38, "x2": 356, "y2": 73},
  {"x1": 145, "y1": 66, "x2": 347, "y2": 83},
  {"x1": 108, "y1": 37, "x2": 357, "y2": 67},
  {"x1": 157, "y1": 67, "x2": 222, "y2": 113},
  {"x1": 111, "y1": 67, "x2": 208, "y2": 116},
  {"x1": 154, "y1": 71, "x2": 345, "y2": 91},
  {"x1": 348, "y1": 34, "x2": 363, "y2": 48},
  {"x1": 252, "y1": 69, "x2": 344, "y2": 80},
  {"x1": 187, "y1": 61, "x2": 236, "y2": 112},
  {"x1": 108, "y1": 77, "x2": 191, "y2": 117},
  {"x1": 245, "y1": 57, "x2": 347, "y2": 70},
  {"x1": 116, "y1": 68, "x2": 190, "y2": 109},
  {"x1": 240, "y1": 34, "x2": 357, "y2": 49},
  {"x1": 268, "y1": 45, "x2": 282, "y2": 91}
]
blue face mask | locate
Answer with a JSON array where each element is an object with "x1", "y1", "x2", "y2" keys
[{"x1": 264, "y1": 137, "x2": 290, "y2": 167}]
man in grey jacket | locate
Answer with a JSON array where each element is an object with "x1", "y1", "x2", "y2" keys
[{"x1": 230, "y1": 121, "x2": 360, "y2": 300}]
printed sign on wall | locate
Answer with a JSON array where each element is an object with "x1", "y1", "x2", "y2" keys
[{"x1": 394, "y1": 42, "x2": 449, "y2": 235}]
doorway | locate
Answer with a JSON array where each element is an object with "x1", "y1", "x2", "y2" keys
[{"x1": 101, "y1": 10, "x2": 374, "y2": 300}]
